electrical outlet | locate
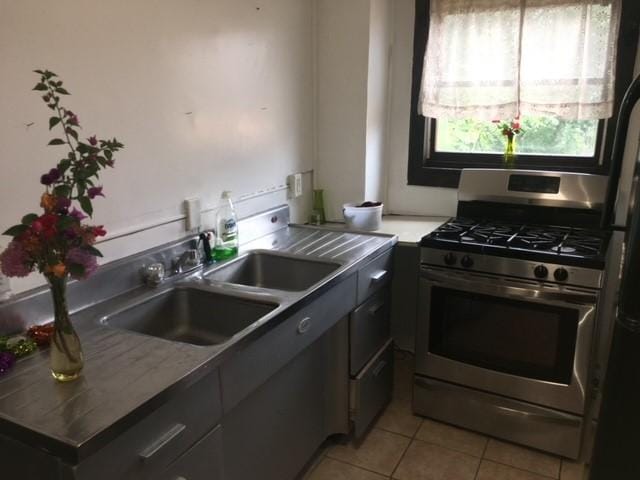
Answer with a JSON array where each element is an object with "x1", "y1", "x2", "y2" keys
[
  {"x1": 287, "y1": 173, "x2": 303, "y2": 198},
  {"x1": 184, "y1": 197, "x2": 201, "y2": 231}
]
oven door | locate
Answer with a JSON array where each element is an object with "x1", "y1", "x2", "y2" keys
[{"x1": 416, "y1": 267, "x2": 597, "y2": 414}]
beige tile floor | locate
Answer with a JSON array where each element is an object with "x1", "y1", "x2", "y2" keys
[{"x1": 302, "y1": 351, "x2": 587, "y2": 480}]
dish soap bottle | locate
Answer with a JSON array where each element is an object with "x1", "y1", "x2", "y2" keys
[{"x1": 213, "y1": 191, "x2": 238, "y2": 260}]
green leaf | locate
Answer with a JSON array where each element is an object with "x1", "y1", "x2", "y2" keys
[
  {"x1": 66, "y1": 128, "x2": 78, "y2": 140},
  {"x1": 3, "y1": 224, "x2": 28, "y2": 237},
  {"x1": 79, "y1": 196, "x2": 93, "y2": 217},
  {"x1": 55, "y1": 87, "x2": 70, "y2": 95},
  {"x1": 33, "y1": 83, "x2": 48, "y2": 91},
  {"x1": 49, "y1": 117, "x2": 61, "y2": 130},
  {"x1": 57, "y1": 215, "x2": 76, "y2": 230},
  {"x1": 67, "y1": 263, "x2": 85, "y2": 278},
  {"x1": 33, "y1": 69, "x2": 45, "y2": 75},
  {"x1": 21, "y1": 213, "x2": 39, "y2": 225},
  {"x1": 48, "y1": 138, "x2": 65, "y2": 145},
  {"x1": 53, "y1": 185, "x2": 71, "y2": 197},
  {"x1": 58, "y1": 159, "x2": 71, "y2": 174},
  {"x1": 83, "y1": 245, "x2": 103, "y2": 257}
]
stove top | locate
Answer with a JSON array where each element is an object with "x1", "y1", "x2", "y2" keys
[{"x1": 422, "y1": 217, "x2": 610, "y2": 268}]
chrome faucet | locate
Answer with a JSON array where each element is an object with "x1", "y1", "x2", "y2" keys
[{"x1": 172, "y1": 249, "x2": 201, "y2": 274}]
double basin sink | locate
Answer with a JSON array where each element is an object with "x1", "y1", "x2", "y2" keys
[{"x1": 100, "y1": 251, "x2": 341, "y2": 347}]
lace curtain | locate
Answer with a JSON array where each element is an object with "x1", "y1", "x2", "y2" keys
[{"x1": 419, "y1": 0, "x2": 622, "y2": 120}]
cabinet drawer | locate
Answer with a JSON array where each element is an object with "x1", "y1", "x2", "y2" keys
[
  {"x1": 357, "y1": 249, "x2": 393, "y2": 305},
  {"x1": 350, "y1": 290, "x2": 390, "y2": 376},
  {"x1": 160, "y1": 425, "x2": 223, "y2": 480},
  {"x1": 350, "y1": 340, "x2": 394, "y2": 439},
  {"x1": 75, "y1": 369, "x2": 222, "y2": 480},
  {"x1": 221, "y1": 274, "x2": 357, "y2": 413}
]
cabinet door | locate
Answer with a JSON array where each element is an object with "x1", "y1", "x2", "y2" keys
[
  {"x1": 160, "y1": 425, "x2": 223, "y2": 480},
  {"x1": 222, "y1": 325, "x2": 340, "y2": 480}
]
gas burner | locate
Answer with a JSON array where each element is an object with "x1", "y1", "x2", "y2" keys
[{"x1": 422, "y1": 217, "x2": 609, "y2": 267}]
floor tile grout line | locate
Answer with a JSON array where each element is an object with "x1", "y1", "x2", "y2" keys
[
  {"x1": 473, "y1": 438, "x2": 491, "y2": 480},
  {"x1": 479, "y1": 458, "x2": 560, "y2": 480},
  {"x1": 323, "y1": 454, "x2": 396, "y2": 478},
  {"x1": 388, "y1": 409, "x2": 424, "y2": 479}
]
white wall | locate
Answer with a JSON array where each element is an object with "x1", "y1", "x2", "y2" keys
[
  {"x1": 315, "y1": 0, "x2": 370, "y2": 221},
  {"x1": 365, "y1": 0, "x2": 392, "y2": 204},
  {"x1": 386, "y1": 0, "x2": 457, "y2": 217},
  {"x1": 0, "y1": 0, "x2": 314, "y2": 293}
]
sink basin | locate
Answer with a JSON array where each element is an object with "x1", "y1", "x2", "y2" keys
[
  {"x1": 100, "y1": 286, "x2": 277, "y2": 346},
  {"x1": 204, "y1": 252, "x2": 340, "y2": 291}
]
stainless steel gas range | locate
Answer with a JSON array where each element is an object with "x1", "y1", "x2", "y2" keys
[{"x1": 413, "y1": 169, "x2": 611, "y2": 459}]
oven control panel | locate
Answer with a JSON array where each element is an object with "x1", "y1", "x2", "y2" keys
[{"x1": 421, "y1": 248, "x2": 603, "y2": 290}]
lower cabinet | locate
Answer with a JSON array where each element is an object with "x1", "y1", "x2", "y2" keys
[
  {"x1": 160, "y1": 425, "x2": 223, "y2": 480},
  {"x1": 221, "y1": 318, "x2": 348, "y2": 480}
]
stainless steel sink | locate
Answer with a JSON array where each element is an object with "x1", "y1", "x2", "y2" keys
[
  {"x1": 100, "y1": 286, "x2": 278, "y2": 346},
  {"x1": 204, "y1": 251, "x2": 340, "y2": 291}
]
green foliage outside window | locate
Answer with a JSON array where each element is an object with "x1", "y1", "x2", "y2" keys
[{"x1": 435, "y1": 117, "x2": 599, "y2": 157}]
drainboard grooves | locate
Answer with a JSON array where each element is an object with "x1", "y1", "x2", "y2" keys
[
  {"x1": 285, "y1": 230, "x2": 327, "y2": 251},
  {"x1": 330, "y1": 238, "x2": 381, "y2": 259},
  {"x1": 292, "y1": 232, "x2": 337, "y2": 254},
  {"x1": 304, "y1": 233, "x2": 351, "y2": 256},
  {"x1": 313, "y1": 234, "x2": 361, "y2": 257}
]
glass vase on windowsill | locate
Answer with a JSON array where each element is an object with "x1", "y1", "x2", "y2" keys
[{"x1": 504, "y1": 134, "x2": 516, "y2": 168}]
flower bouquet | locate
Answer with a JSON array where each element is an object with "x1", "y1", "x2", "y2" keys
[
  {"x1": 0, "y1": 70, "x2": 123, "y2": 381},
  {"x1": 494, "y1": 119, "x2": 523, "y2": 168}
]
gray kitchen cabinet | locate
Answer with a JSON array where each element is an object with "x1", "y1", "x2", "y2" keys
[
  {"x1": 220, "y1": 278, "x2": 355, "y2": 480},
  {"x1": 349, "y1": 248, "x2": 394, "y2": 438},
  {"x1": 159, "y1": 425, "x2": 223, "y2": 480},
  {"x1": 222, "y1": 319, "x2": 348, "y2": 480}
]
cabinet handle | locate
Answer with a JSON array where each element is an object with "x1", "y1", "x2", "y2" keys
[
  {"x1": 297, "y1": 317, "x2": 312, "y2": 334},
  {"x1": 372, "y1": 360, "x2": 388, "y2": 377},
  {"x1": 370, "y1": 270, "x2": 388, "y2": 284},
  {"x1": 139, "y1": 423, "x2": 186, "y2": 461},
  {"x1": 368, "y1": 301, "x2": 386, "y2": 316}
]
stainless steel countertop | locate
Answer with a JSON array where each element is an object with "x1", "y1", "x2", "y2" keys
[{"x1": 0, "y1": 225, "x2": 396, "y2": 464}]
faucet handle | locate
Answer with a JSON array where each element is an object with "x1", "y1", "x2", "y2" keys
[
  {"x1": 143, "y1": 263, "x2": 165, "y2": 286},
  {"x1": 182, "y1": 249, "x2": 201, "y2": 269}
]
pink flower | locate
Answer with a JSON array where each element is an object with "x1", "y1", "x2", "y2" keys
[
  {"x1": 70, "y1": 207, "x2": 87, "y2": 221},
  {"x1": 0, "y1": 241, "x2": 32, "y2": 277},
  {"x1": 87, "y1": 186, "x2": 104, "y2": 199},
  {"x1": 66, "y1": 247, "x2": 98, "y2": 280},
  {"x1": 88, "y1": 135, "x2": 97, "y2": 146}
]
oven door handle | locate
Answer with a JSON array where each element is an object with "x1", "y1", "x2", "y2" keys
[{"x1": 422, "y1": 269, "x2": 597, "y2": 306}]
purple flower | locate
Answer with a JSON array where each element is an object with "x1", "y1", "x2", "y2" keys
[
  {"x1": 88, "y1": 135, "x2": 97, "y2": 146},
  {"x1": 56, "y1": 196, "x2": 71, "y2": 211},
  {"x1": 48, "y1": 168, "x2": 61, "y2": 181},
  {"x1": 69, "y1": 207, "x2": 87, "y2": 221},
  {"x1": 40, "y1": 174, "x2": 53, "y2": 186},
  {"x1": 0, "y1": 241, "x2": 32, "y2": 278},
  {"x1": 66, "y1": 247, "x2": 98, "y2": 280},
  {"x1": 0, "y1": 352, "x2": 16, "y2": 376},
  {"x1": 87, "y1": 186, "x2": 104, "y2": 199}
]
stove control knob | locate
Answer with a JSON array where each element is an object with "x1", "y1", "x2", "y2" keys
[
  {"x1": 444, "y1": 252, "x2": 457, "y2": 266},
  {"x1": 461, "y1": 255, "x2": 474, "y2": 269},
  {"x1": 554, "y1": 268, "x2": 569, "y2": 282},
  {"x1": 534, "y1": 265, "x2": 548, "y2": 279}
]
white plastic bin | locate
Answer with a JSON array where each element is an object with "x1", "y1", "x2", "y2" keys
[{"x1": 342, "y1": 203, "x2": 383, "y2": 231}]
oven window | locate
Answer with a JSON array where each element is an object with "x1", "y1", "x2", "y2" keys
[{"x1": 429, "y1": 287, "x2": 579, "y2": 384}]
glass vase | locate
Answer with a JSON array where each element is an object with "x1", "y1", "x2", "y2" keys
[
  {"x1": 48, "y1": 276, "x2": 83, "y2": 382},
  {"x1": 504, "y1": 135, "x2": 516, "y2": 168},
  {"x1": 311, "y1": 189, "x2": 326, "y2": 224}
]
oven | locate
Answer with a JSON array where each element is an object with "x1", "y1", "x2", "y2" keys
[{"x1": 416, "y1": 266, "x2": 598, "y2": 415}]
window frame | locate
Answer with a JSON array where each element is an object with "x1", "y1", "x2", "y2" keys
[{"x1": 408, "y1": 0, "x2": 640, "y2": 189}]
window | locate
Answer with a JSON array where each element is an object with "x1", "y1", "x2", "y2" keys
[{"x1": 408, "y1": 0, "x2": 640, "y2": 188}]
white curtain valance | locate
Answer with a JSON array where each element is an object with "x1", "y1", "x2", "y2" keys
[{"x1": 418, "y1": 0, "x2": 622, "y2": 120}]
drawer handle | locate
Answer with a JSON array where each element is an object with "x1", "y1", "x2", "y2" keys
[
  {"x1": 297, "y1": 317, "x2": 312, "y2": 334},
  {"x1": 373, "y1": 360, "x2": 388, "y2": 377},
  {"x1": 139, "y1": 423, "x2": 186, "y2": 461},
  {"x1": 368, "y1": 301, "x2": 386, "y2": 316},
  {"x1": 370, "y1": 270, "x2": 388, "y2": 284}
]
